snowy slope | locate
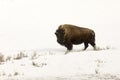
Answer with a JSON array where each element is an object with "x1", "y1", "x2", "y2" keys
[{"x1": 0, "y1": 48, "x2": 120, "y2": 80}]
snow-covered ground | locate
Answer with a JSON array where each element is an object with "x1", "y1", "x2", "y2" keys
[
  {"x1": 0, "y1": 48, "x2": 120, "y2": 80},
  {"x1": 0, "y1": 0, "x2": 120, "y2": 80}
]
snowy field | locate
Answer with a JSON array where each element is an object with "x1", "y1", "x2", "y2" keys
[
  {"x1": 0, "y1": 48, "x2": 120, "y2": 80},
  {"x1": 0, "y1": 0, "x2": 120, "y2": 80}
]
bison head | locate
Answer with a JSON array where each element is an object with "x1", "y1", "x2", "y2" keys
[{"x1": 55, "y1": 29, "x2": 65, "y2": 45}]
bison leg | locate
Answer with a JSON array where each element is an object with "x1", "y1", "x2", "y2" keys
[
  {"x1": 66, "y1": 43, "x2": 73, "y2": 50},
  {"x1": 83, "y1": 42, "x2": 88, "y2": 50},
  {"x1": 64, "y1": 41, "x2": 73, "y2": 51},
  {"x1": 63, "y1": 40, "x2": 73, "y2": 54},
  {"x1": 90, "y1": 42, "x2": 96, "y2": 50}
]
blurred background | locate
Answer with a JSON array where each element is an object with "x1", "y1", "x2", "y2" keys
[{"x1": 0, "y1": 0, "x2": 120, "y2": 51}]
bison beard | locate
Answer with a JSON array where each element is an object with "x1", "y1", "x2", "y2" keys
[{"x1": 55, "y1": 24, "x2": 96, "y2": 53}]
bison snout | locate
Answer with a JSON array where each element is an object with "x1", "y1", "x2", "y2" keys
[{"x1": 55, "y1": 32, "x2": 58, "y2": 35}]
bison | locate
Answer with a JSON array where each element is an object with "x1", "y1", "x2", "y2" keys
[{"x1": 55, "y1": 24, "x2": 96, "y2": 53}]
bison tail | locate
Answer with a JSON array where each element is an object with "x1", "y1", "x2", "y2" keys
[{"x1": 91, "y1": 31, "x2": 95, "y2": 42}]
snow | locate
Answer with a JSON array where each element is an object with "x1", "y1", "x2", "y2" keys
[
  {"x1": 0, "y1": 0, "x2": 120, "y2": 80},
  {"x1": 0, "y1": 49, "x2": 120, "y2": 80}
]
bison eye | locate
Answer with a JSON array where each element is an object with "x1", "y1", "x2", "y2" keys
[
  {"x1": 62, "y1": 31, "x2": 65, "y2": 34},
  {"x1": 61, "y1": 30, "x2": 65, "y2": 34}
]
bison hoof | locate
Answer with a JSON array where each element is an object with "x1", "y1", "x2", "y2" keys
[{"x1": 65, "y1": 50, "x2": 71, "y2": 54}]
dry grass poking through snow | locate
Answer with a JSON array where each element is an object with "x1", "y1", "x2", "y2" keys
[{"x1": 0, "y1": 53, "x2": 4, "y2": 63}]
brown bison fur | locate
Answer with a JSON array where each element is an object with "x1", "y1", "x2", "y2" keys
[{"x1": 55, "y1": 24, "x2": 96, "y2": 51}]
